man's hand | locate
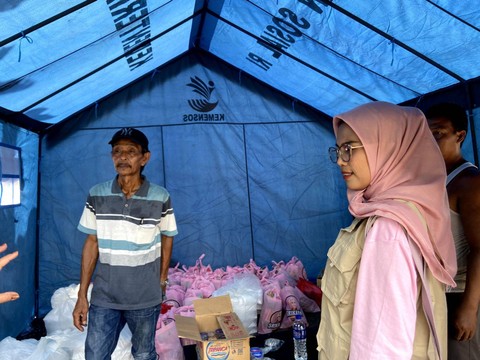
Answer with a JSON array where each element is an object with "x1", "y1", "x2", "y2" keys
[
  {"x1": 0, "y1": 243, "x2": 18, "y2": 270},
  {"x1": 0, "y1": 243, "x2": 20, "y2": 304},
  {"x1": 72, "y1": 296, "x2": 89, "y2": 331},
  {"x1": 0, "y1": 291, "x2": 20, "y2": 304},
  {"x1": 454, "y1": 301, "x2": 478, "y2": 341}
]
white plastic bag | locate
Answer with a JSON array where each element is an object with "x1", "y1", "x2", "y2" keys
[
  {"x1": 0, "y1": 337, "x2": 37, "y2": 360},
  {"x1": 212, "y1": 273, "x2": 263, "y2": 334},
  {"x1": 0, "y1": 284, "x2": 133, "y2": 359}
]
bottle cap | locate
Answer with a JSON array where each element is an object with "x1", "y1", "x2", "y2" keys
[{"x1": 250, "y1": 347, "x2": 264, "y2": 358}]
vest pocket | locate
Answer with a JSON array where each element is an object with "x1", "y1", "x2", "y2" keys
[{"x1": 321, "y1": 223, "x2": 364, "y2": 307}]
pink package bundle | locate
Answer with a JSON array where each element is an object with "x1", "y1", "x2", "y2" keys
[
  {"x1": 168, "y1": 262, "x2": 185, "y2": 286},
  {"x1": 257, "y1": 280, "x2": 283, "y2": 334},
  {"x1": 293, "y1": 285, "x2": 320, "y2": 313},
  {"x1": 190, "y1": 276, "x2": 216, "y2": 298},
  {"x1": 279, "y1": 285, "x2": 308, "y2": 329},
  {"x1": 284, "y1": 256, "x2": 308, "y2": 281},
  {"x1": 164, "y1": 285, "x2": 186, "y2": 308},
  {"x1": 210, "y1": 267, "x2": 226, "y2": 290},
  {"x1": 155, "y1": 306, "x2": 184, "y2": 360}
]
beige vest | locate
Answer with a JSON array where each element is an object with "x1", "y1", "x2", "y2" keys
[{"x1": 316, "y1": 217, "x2": 447, "y2": 360}]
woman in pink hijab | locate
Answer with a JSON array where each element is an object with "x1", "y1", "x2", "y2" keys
[{"x1": 317, "y1": 102, "x2": 457, "y2": 360}]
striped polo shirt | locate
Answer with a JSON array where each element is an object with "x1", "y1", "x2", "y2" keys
[{"x1": 78, "y1": 177, "x2": 178, "y2": 310}]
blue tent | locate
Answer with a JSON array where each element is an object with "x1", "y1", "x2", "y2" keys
[{"x1": 1, "y1": 0, "x2": 479, "y2": 340}]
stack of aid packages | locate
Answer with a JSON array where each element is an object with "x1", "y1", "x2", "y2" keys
[{"x1": 154, "y1": 255, "x2": 323, "y2": 358}]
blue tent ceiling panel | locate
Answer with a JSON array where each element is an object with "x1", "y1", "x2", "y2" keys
[
  {"x1": 336, "y1": 0, "x2": 480, "y2": 79},
  {"x1": 23, "y1": 21, "x2": 192, "y2": 122},
  {"x1": 1, "y1": 0, "x2": 194, "y2": 123},
  {"x1": 0, "y1": 0, "x2": 86, "y2": 40},
  {"x1": 1, "y1": 0, "x2": 480, "y2": 125},
  {"x1": 430, "y1": 0, "x2": 480, "y2": 27},
  {"x1": 213, "y1": 0, "x2": 440, "y2": 96},
  {"x1": 203, "y1": 15, "x2": 373, "y2": 116},
  {"x1": 204, "y1": 2, "x2": 457, "y2": 108}
]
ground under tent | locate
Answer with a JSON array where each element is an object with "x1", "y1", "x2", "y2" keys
[{"x1": 1, "y1": 0, "x2": 480, "y2": 356}]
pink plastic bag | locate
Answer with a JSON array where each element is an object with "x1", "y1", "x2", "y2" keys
[
  {"x1": 280, "y1": 285, "x2": 308, "y2": 329},
  {"x1": 155, "y1": 309, "x2": 184, "y2": 360},
  {"x1": 285, "y1": 256, "x2": 308, "y2": 280},
  {"x1": 164, "y1": 285, "x2": 186, "y2": 308},
  {"x1": 258, "y1": 281, "x2": 283, "y2": 334},
  {"x1": 190, "y1": 277, "x2": 216, "y2": 298},
  {"x1": 293, "y1": 286, "x2": 320, "y2": 313}
]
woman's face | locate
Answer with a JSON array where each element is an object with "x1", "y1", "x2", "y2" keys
[{"x1": 336, "y1": 122, "x2": 371, "y2": 191}]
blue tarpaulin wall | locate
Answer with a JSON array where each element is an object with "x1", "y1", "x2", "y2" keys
[
  {"x1": 0, "y1": 122, "x2": 39, "y2": 340},
  {"x1": 1, "y1": 0, "x2": 480, "y2": 341}
]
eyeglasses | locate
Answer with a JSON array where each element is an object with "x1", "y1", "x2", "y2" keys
[
  {"x1": 328, "y1": 143, "x2": 364, "y2": 163},
  {"x1": 111, "y1": 149, "x2": 144, "y2": 159}
]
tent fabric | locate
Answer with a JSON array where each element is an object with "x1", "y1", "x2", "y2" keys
[
  {"x1": 0, "y1": 123, "x2": 39, "y2": 340},
  {"x1": 1, "y1": 0, "x2": 479, "y2": 124},
  {"x1": 1, "y1": 0, "x2": 480, "y2": 341}
]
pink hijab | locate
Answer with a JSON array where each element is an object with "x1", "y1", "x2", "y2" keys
[{"x1": 333, "y1": 101, "x2": 456, "y2": 286}]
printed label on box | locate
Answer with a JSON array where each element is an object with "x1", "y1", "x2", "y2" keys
[
  {"x1": 217, "y1": 313, "x2": 249, "y2": 339},
  {"x1": 206, "y1": 340, "x2": 230, "y2": 360}
]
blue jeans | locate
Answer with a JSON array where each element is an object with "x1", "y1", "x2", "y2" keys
[{"x1": 85, "y1": 304, "x2": 160, "y2": 360}]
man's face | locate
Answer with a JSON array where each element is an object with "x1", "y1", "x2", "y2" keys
[
  {"x1": 427, "y1": 117, "x2": 464, "y2": 163},
  {"x1": 111, "y1": 139, "x2": 149, "y2": 176}
]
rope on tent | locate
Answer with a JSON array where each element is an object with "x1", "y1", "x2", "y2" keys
[
  {"x1": 17, "y1": 32, "x2": 33, "y2": 62},
  {"x1": 390, "y1": 38, "x2": 396, "y2": 66}
]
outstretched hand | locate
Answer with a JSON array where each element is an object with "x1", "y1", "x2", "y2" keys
[{"x1": 0, "y1": 243, "x2": 20, "y2": 304}]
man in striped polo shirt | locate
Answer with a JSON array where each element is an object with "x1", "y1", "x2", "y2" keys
[{"x1": 72, "y1": 127, "x2": 178, "y2": 360}]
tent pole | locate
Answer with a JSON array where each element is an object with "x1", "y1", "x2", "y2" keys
[
  {"x1": 16, "y1": 132, "x2": 47, "y2": 340},
  {"x1": 464, "y1": 83, "x2": 479, "y2": 166}
]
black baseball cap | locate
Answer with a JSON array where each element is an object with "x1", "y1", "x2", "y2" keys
[{"x1": 108, "y1": 127, "x2": 149, "y2": 152}]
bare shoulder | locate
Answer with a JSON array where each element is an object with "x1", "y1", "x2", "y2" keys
[
  {"x1": 457, "y1": 166, "x2": 480, "y2": 191},
  {"x1": 447, "y1": 166, "x2": 480, "y2": 213},
  {"x1": 448, "y1": 167, "x2": 480, "y2": 217},
  {"x1": 452, "y1": 167, "x2": 480, "y2": 239},
  {"x1": 449, "y1": 166, "x2": 480, "y2": 194}
]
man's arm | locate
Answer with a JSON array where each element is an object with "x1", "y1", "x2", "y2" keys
[
  {"x1": 72, "y1": 234, "x2": 99, "y2": 331},
  {"x1": 455, "y1": 174, "x2": 480, "y2": 340},
  {"x1": 160, "y1": 235, "x2": 173, "y2": 291}
]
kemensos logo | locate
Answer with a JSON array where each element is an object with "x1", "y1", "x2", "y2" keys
[{"x1": 186, "y1": 76, "x2": 219, "y2": 112}]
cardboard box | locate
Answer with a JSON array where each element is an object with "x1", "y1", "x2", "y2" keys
[{"x1": 175, "y1": 295, "x2": 251, "y2": 360}]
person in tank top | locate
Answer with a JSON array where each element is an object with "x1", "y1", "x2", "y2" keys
[{"x1": 427, "y1": 102, "x2": 480, "y2": 359}]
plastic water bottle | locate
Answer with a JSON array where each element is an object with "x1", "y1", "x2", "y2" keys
[{"x1": 293, "y1": 314, "x2": 308, "y2": 360}]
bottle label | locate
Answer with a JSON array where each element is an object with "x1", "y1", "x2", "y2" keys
[{"x1": 293, "y1": 328, "x2": 306, "y2": 340}]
